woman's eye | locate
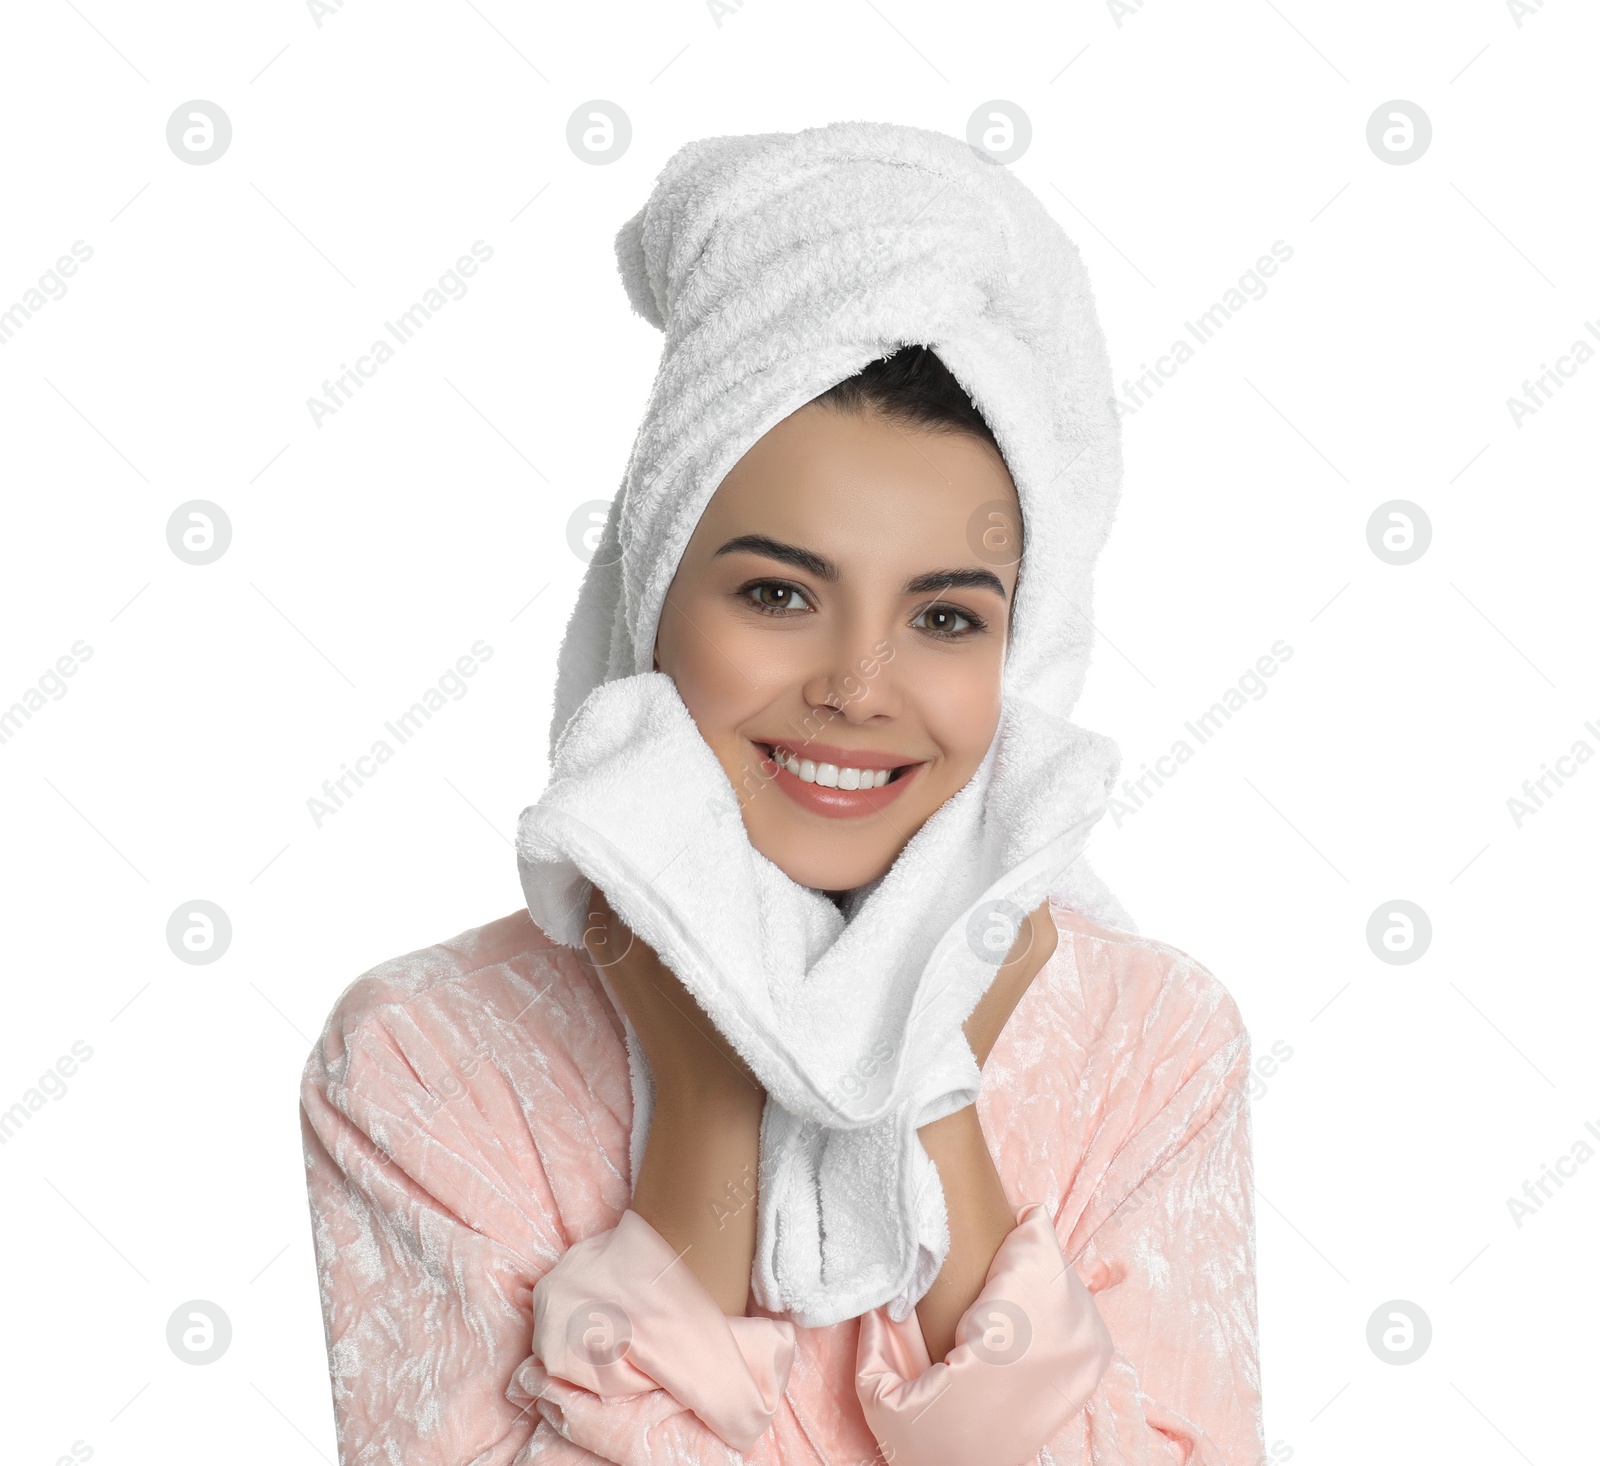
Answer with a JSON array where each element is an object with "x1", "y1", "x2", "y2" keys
[
  {"x1": 745, "y1": 581, "x2": 812, "y2": 613},
  {"x1": 912, "y1": 604, "x2": 981, "y2": 637}
]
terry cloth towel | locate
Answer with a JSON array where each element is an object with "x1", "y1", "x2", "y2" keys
[{"x1": 515, "y1": 119, "x2": 1134, "y2": 1330}]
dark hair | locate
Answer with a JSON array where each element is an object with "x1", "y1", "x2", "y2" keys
[{"x1": 811, "y1": 344, "x2": 1002, "y2": 457}]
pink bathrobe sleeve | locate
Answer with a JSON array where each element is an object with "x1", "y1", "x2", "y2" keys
[
  {"x1": 299, "y1": 914, "x2": 759, "y2": 1465},
  {"x1": 300, "y1": 903, "x2": 1263, "y2": 1466}
]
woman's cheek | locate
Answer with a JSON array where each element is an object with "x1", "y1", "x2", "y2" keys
[
  {"x1": 911, "y1": 651, "x2": 1004, "y2": 764},
  {"x1": 668, "y1": 605, "x2": 795, "y2": 740},
  {"x1": 711, "y1": 617, "x2": 812, "y2": 704},
  {"x1": 666, "y1": 598, "x2": 748, "y2": 698}
]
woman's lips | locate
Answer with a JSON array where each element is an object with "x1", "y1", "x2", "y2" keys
[{"x1": 750, "y1": 739, "x2": 926, "y2": 821}]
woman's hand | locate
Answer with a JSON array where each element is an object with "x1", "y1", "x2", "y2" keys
[
  {"x1": 583, "y1": 889, "x2": 761, "y2": 1094},
  {"x1": 917, "y1": 900, "x2": 1059, "y2": 1361},
  {"x1": 583, "y1": 888, "x2": 766, "y2": 1316}
]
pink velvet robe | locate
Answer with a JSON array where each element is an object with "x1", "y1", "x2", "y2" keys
[{"x1": 300, "y1": 900, "x2": 1264, "y2": 1465}]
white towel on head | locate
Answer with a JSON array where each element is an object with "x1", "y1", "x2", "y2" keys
[{"x1": 515, "y1": 119, "x2": 1135, "y2": 1329}]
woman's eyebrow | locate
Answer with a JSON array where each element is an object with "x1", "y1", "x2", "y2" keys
[
  {"x1": 714, "y1": 534, "x2": 838, "y2": 580},
  {"x1": 904, "y1": 567, "x2": 1008, "y2": 600},
  {"x1": 714, "y1": 534, "x2": 1008, "y2": 600}
]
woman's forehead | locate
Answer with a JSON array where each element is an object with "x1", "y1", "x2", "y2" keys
[{"x1": 688, "y1": 405, "x2": 1020, "y2": 571}]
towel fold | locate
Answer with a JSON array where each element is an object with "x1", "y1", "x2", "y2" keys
[{"x1": 516, "y1": 119, "x2": 1133, "y2": 1328}]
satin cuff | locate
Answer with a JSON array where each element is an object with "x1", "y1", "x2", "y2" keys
[
  {"x1": 855, "y1": 1201, "x2": 1114, "y2": 1466},
  {"x1": 529, "y1": 1207, "x2": 798, "y2": 1452}
]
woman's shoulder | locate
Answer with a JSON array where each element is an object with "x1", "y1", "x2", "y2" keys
[
  {"x1": 1043, "y1": 899, "x2": 1248, "y2": 1055},
  {"x1": 983, "y1": 902, "x2": 1252, "y2": 1234},
  {"x1": 300, "y1": 909, "x2": 636, "y2": 1247},
  {"x1": 303, "y1": 908, "x2": 606, "y2": 1085}
]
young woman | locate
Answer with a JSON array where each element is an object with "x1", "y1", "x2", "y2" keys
[{"x1": 301, "y1": 124, "x2": 1262, "y2": 1466}]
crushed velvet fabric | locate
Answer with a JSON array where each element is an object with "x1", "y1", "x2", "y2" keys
[{"x1": 300, "y1": 901, "x2": 1263, "y2": 1465}]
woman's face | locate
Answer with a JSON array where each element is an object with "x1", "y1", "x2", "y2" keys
[{"x1": 653, "y1": 401, "x2": 1022, "y2": 892}]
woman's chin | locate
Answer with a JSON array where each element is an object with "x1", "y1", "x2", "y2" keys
[{"x1": 742, "y1": 825, "x2": 898, "y2": 894}]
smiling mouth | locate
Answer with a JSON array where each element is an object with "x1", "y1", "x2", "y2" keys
[{"x1": 754, "y1": 742, "x2": 921, "y2": 791}]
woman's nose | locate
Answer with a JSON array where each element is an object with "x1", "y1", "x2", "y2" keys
[{"x1": 800, "y1": 631, "x2": 899, "y2": 722}]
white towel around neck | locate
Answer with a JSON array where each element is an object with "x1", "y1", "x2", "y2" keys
[{"x1": 515, "y1": 120, "x2": 1135, "y2": 1328}]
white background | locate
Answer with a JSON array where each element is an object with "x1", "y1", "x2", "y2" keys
[{"x1": 2, "y1": 1, "x2": 1595, "y2": 1462}]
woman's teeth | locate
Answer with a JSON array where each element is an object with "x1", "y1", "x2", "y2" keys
[{"x1": 772, "y1": 748, "x2": 894, "y2": 789}]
